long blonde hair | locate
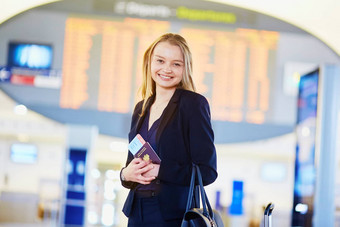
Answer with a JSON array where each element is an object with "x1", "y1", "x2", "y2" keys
[{"x1": 139, "y1": 33, "x2": 196, "y2": 116}]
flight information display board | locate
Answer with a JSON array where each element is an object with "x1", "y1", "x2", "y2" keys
[
  {"x1": 1, "y1": 8, "x2": 299, "y2": 143},
  {"x1": 59, "y1": 17, "x2": 279, "y2": 124}
]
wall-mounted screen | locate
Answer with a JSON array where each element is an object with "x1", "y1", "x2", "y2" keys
[
  {"x1": 260, "y1": 162, "x2": 287, "y2": 182},
  {"x1": 292, "y1": 68, "x2": 319, "y2": 226},
  {"x1": 10, "y1": 143, "x2": 38, "y2": 164},
  {"x1": 7, "y1": 41, "x2": 53, "y2": 70}
]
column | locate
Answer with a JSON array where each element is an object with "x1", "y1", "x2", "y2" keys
[{"x1": 313, "y1": 64, "x2": 340, "y2": 226}]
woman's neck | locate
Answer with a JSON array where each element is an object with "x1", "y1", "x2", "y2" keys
[{"x1": 154, "y1": 87, "x2": 176, "y2": 104}]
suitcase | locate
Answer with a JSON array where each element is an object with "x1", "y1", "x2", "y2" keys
[{"x1": 263, "y1": 202, "x2": 274, "y2": 227}]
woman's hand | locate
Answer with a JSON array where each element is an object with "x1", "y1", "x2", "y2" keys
[
  {"x1": 122, "y1": 158, "x2": 156, "y2": 184},
  {"x1": 143, "y1": 163, "x2": 160, "y2": 178}
]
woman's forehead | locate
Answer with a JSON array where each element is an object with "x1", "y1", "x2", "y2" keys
[{"x1": 152, "y1": 41, "x2": 184, "y2": 60}]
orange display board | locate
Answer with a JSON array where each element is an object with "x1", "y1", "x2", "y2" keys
[{"x1": 60, "y1": 17, "x2": 278, "y2": 124}]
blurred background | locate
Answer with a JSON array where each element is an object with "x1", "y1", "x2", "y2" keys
[{"x1": 0, "y1": 0, "x2": 340, "y2": 226}]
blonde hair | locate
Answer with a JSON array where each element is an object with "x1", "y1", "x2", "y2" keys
[{"x1": 139, "y1": 33, "x2": 196, "y2": 116}]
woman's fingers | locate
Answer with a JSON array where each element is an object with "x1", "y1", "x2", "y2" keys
[
  {"x1": 143, "y1": 163, "x2": 160, "y2": 178},
  {"x1": 124, "y1": 158, "x2": 155, "y2": 184},
  {"x1": 135, "y1": 163, "x2": 155, "y2": 184},
  {"x1": 136, "y1": 162, "x2": 154, "y2": 175},
  {"x1": 136, "y1": 174, "x2": 155, "y2": 185}
]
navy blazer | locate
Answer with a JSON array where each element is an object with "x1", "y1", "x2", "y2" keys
[{"x1": 121, "y1": 88, "x2": 218, "y2": 221}]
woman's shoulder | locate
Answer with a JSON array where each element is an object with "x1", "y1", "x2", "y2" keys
[
  {"x1": 132, "y1": 99, "x2": 144, "y2": 114},
  {"x1": 179, "y1": 89, "x2": 209, "y2": 105},
  {"x1": 135, "y1": 99, "x2": 144, "y2": 108},
  {"x1": 178, "y1": 89, "x2": 211, "y2": 117}
]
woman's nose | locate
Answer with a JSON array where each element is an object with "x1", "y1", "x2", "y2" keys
[{"x1": 164, "y1": 65, "x2": 172, "y2": 73}]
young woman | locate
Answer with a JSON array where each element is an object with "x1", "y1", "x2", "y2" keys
[{"x1": 120, "y1": 33, "x2": 217, "y2": 226}]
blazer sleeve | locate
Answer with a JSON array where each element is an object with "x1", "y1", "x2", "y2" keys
[
  {"x1": 188, "y1": 95, "x2": 217, "y2": 185},
  {"x1": 157, "y1": 93, "x2": 217, "y2": 186}
]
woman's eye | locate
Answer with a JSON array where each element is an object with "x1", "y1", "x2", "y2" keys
[
  {"x1": 174, "y1": 63, "x2": 182, "y2": 67},
  {"x1": 157, "y1": 59, "x2": 164, "y2": 63}
]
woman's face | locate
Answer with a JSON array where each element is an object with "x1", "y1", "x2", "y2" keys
[{"x1": 150, "y1": 41, "x2": 184, "y2": 91}]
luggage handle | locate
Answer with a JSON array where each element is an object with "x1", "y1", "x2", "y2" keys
[
  {"x1": 263, "y1": 202, "x2": 274, "y2": 227},
  {"x1": 264, "y1": 202, "x2": 274, "y2": 216}
]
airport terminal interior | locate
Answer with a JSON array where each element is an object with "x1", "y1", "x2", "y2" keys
[{"x1": 0, "y1": 0, "x2": 340, "y2": 226}]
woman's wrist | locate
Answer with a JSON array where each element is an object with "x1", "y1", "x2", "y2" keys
[{"x1": 120, "y1": 167, "x2": 127, "y2": 181}]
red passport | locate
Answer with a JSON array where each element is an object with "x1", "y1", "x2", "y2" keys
[{"x1": 134, "y1": 142, "x2": 161, "y2": 164}]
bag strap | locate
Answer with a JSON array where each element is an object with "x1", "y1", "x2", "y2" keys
[
  {"x1": 185, "y1": 164, "x2": 196, "y2": 211},
  {"x1": 195, "y1": 165, "x2": 214, "y2": 219},
  {"x1": 185, "y1": 164, "x2": 215, "y2": 219}
]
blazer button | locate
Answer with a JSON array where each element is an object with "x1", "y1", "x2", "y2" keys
[
  {"x1": 151, "y1": 192, "x2": 156, "y2": 196},
  {"x1": 156, "y1": 179, "x2": 160, "y2": 184}
]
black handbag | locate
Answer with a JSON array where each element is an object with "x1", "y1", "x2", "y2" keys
[{"x1": 181, "y1": 164, "x2": 224, "y2": 227}]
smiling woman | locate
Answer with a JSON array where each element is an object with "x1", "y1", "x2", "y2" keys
[{"x1": 120, "y1": 33, "x2": 218, "y2": 227}]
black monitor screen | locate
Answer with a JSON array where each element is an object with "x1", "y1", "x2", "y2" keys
[{"x1": 7, "y1": 42, "x2": 53, "y2": 69}]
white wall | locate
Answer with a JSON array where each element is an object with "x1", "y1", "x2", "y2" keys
[{"x1": 0, "y1": 88, "x2": 66, "y2": 196}]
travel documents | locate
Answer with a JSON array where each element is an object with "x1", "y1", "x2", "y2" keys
[{"x1": 128, "y1": 134, "x2": 161, "y2": 164}]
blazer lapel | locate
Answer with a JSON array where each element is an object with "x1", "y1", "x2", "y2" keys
[
  {"x1": 134, "y1": 95, "x2": 155, "y2": 135},
  {"x1": 156, "y1": 89, "x2": 182, "y2": 144}
]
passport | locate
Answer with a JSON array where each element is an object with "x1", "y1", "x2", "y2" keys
[{"x1": 128, "y1": 134, "x2": 161, "y2": 164}]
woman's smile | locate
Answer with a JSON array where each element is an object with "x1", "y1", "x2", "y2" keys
[{"x1": 159, "y1": 73, "x2": 172, "y2": 80}]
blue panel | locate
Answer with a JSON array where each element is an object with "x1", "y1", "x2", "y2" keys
[
  {"x1": 64, "y1": 205, "x2": 84, "y2": 225},
  {"x1": 229, "y1": 180, "x2": 243, "y2": 215},
  {"x1": 67, "y1": 148, "x2": 87, "y2": 186},
  {"x1": 66, "y1": 191, "x2": 85, "y2": 200}
]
